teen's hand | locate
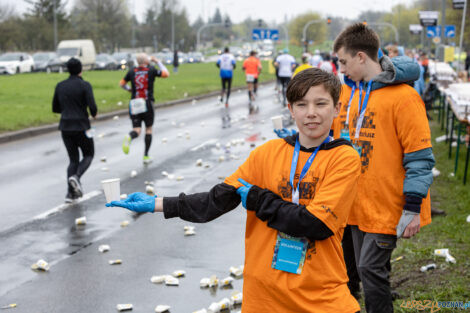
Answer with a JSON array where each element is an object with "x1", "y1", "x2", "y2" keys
[
  {"x1": 396, "y1": 211, "x2": 420, "y2": 238},
  {"x1": 106, "y1": 192, "x2": 156, "y2": 213}
]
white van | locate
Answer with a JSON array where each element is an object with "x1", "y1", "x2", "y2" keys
[{"x1": 57, "y1": 39, "x2": 96, "y2": 70}]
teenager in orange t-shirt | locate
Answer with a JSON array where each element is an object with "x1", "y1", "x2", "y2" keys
[
  {"x1": 107, "y1": 68, "x2": 361, "y2": 313},
  {"x1": 333, "y1": 24, "x2": 435, "y2": 313}
]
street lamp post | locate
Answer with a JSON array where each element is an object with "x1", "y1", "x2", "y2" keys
[
  {"x1": 53, "y1": 0, "x2": 57, "y2": 49},
  {"x1": 196, "y1": 23, "x2": 223, "y2": 51},
  {"x1": 367, "y1": 22, "x2": 399, "y2": 43},
  {"x1": 302, "y1": 20, "x2": 323, "y2": 53}
]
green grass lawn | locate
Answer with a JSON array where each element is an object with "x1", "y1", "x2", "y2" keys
[
  {"x1": 387, "y1": 109, "x2": 470, "y2": 312},
  {"x1": 0, "y1": 61, "x2": 275, "y2": 133}
]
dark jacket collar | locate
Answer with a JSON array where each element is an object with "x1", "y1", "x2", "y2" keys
[{"x1": 283, "y1": 133, "x2": 352, "y2": 152}]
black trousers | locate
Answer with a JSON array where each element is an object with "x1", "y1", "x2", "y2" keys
[{"x1": 61, "y1": 130, "x2": 94, "y2": 191}]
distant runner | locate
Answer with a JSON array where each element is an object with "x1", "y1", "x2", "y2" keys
[
  {"x1": 243, "y1": 50, "x2": 262, "y2": 113},
  {"x1": 274, "y1": 48, "x2": 296, "y2": 106},
  {"x1": 216, "y1": 47, "x2": 236, "y2": 107},
  {"x1": 119, "y1": 53, "x2": 169, "y2": 164}
]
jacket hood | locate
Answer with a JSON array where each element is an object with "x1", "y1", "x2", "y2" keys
[
  {"x1": 370, "y1": 56, "x2": 419, "y2": 91},
  {"x1": 343, "y1": 56, "x2": 419, "y2": 92}
]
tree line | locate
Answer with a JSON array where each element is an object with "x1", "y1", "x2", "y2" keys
[{"x1": 0, "y1": 0, "x2": 469, "y2": 53}]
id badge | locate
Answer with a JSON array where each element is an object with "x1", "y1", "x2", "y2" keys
[
  {"x1": 340, "y1": 128, "x2": 350, "y2": 141},
  {"x1": 129, "y1": 98, "x2": 147, "y2": 115},
  {"x1": 246, "y1": 74, "x2": 255, "y2": 83},
  {"x1": 272, "y1": 232, "x2": 308, "y2": 274},
  {"x1": 352, "y1": 143, "x2": 362, "y2": 156}
]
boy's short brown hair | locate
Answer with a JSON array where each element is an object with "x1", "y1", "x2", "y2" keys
[
  {"x1": 286, "y1": 68, "x2": 341, "y2": 105},
  {"x1": 333, "y1": 23, "x2": 380, "y2": 62}
]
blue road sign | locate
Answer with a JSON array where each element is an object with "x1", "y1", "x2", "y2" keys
[
  {"x1": 445, "y1": 25, "x2": 456, "y2": 38},
  {"x1": 252, "y1": 28, "x2": 279, "y2": 40},
  {"x1": 426, "y1": 26, "x2": 440, "y2": 38}
]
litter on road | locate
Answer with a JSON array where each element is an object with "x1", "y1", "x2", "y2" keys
[
  {"x1": 172, "y1": 270, "x2": 186, "y2": 277},
  {"x1": 100, "y1": 156, "x2": 107, "y2": 162},
  {"x1": 200, "y1": 278, "x2": 211, "y2": 288},
  {"x1": 164, "y1": 276, "x2": 179, "y2": 286},
  {"x1": 130, "y1": 170, "x2": 137, "y2": 178},
  {"x1": 0, "y1": 304, "x2": 17, "y2": 310},
  {"x1": 98, "y1": 244, "x2": 110, "y2": 253},
  {"x1": 150, "y1": 275, "x2": 168, "y2": 284},
  {"x1": 176, "y1": 176, "x2": 184, "y2": 181},
  {"x1": 208, "y1": 298, "x2": 230, "y2": 313},
  {"x1": 229, "y1": 266, "x2": 243, "y2": 278},
  {"x1": 155, "y1": 304, "x2": 171, "y2": 313},
  {"x1": 75, "y1": 216, "x2": 87, "y2": 226},
  {"x1": 108, "y1": 259, "x2": 122, "y2": 265},
  {"x1": 230, "y1": 291, "x2": 243, "y2": 305},
  {"x1": 120, "y1": 220, "x2": 129, "y2": 227},
  {"x1": 31, "y1": 259, "x2": 50, "y2": 271},
  {"x1": 220, "y1": 276, "x2": 234, "y2": 286},
  {"x1": 196, "y1": 159, "x2": 203, "y2": 166},
  {"x1": 116, "y1": 303, "x2": 133, "y2": 311}
]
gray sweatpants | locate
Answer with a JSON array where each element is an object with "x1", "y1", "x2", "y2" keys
[{"x1": 350, "y1": 225, "x2": 397, "y2": 313}]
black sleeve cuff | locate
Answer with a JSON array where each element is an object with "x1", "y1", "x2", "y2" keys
[
  {"x1": 163, "y1": 196, "x2": 180, "y2": 219},
  {"x1": 404, "y1": 195, "x2": 422, "y2": 213},
  {"x1": 246, "y1": 185, "x2": 262, "y2": 211}
]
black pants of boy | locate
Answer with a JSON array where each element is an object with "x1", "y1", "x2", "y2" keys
[
  {"x1": 61, "y1": 130, "x2": 94, "y2": 192},
  {"x1": 342, "y1": 225, "x2": 360, "y2": 297},
  {"x1": 350, "y1": 225, "x2": 397, "y2": 313}
]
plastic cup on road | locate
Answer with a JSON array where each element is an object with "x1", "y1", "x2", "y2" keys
[
  {"x1": 271, "y1": 115, "x2": 283, "y2": 129},
  {"x1": 101, "y1": 178, "x2": 120, "y2": 203}
]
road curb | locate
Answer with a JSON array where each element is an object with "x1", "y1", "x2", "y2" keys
[{"x1": 0, "y1": 80, "x2": 273, "y2": 144}]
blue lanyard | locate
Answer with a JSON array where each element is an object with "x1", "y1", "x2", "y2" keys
[
  {"x1": 344, "y1": 85, "x2": 357, "y2": 127},
  {"x1": 290, "y1": 136, "x2": 331, "y2": 202},
  {"x1": 354, "y1": 81, "x2": 372, "y2": 139}
]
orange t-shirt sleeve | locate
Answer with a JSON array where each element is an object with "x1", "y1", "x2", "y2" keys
[
  {"x1": 395, "y1": 89, "x2": 432, "y2": 153},
  {"x1": 305, "y1": 148, "x2": 361, "y2": 232}
]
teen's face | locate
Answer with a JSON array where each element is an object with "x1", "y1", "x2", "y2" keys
[
  {"x1": 337, "y1": 47, "x2": 363, "y2": 82},
  {"x1": 288, "y1": 85, "x2": 339, "y2": 145}
]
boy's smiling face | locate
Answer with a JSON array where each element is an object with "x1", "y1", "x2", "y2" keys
[{"x1": 288, "y1": 84, "x2": 339, "y2": 148}]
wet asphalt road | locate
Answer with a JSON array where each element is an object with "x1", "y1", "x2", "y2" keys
[{"x1": 0, "y1": 82, "x2": 294, "y2": 312}]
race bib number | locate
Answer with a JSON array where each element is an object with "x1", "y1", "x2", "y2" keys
[
  {"x1": 246, "y1": 74, "x2": 255, "y2": 83},
  {"x1": 129, "y1": 98, "x2": 147, "y2": 115}
]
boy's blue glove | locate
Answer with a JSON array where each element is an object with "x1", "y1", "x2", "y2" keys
[
  {"x1": 236, "y1": 178, "x2": 253, "y2": 209},
  {"x1": 106, "y1": 192, "x2": 156, "y2": 213},
  {"x1": 274, "y1": 128, "x2": 297, "y2": 139}
]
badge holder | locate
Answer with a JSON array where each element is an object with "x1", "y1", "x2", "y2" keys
[{"x1": 272, "y1": 232, "x2": 308, "y2": 275}]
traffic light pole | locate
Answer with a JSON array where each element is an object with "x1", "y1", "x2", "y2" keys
[
  {"x1": 457, "y1": 0, "x2": 468, "y2": 71},
  {"x1": 196, "y1": 23, "x2": 223, "y2": 52},
  {"x1": 367, "y1": 22, "x2": 399, "y2": 44},
  {"x1": 302, "y1": 20, "x2": 323, "y2": 53}
]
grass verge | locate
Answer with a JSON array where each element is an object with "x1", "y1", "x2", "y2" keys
[
  {"x1": 388, "y1": 109, "x2": 470, "y2": 312},
  {"x1": 0, "y1": 61, "x2": 275, "y2": 133}
]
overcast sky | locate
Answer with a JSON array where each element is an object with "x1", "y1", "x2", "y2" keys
[{"x1": 6, "y1": 0, "x2": 415, "y2": 24}]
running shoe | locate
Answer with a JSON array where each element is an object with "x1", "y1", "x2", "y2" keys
[
  {"x1": 143, "y1": 156, "x2": 153, "y2": 164},
  {"x1": 65, "y1": 192, "x2": 74, "y2": 203},
  {"x1": 122, "y1": 135, "x2": 131, "y2": 154},
  {"x1": 68, "y1": 175, "x2": 83, "y2": 198}
]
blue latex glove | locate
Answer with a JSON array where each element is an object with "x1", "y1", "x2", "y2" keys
[
  {"x1": 236, "y1": 178, "x2": 253, "y2": 209},
  {"x1": 106, "y1": 192, "x2": 156, "y2": 213},
  {"x1": 273, "y1": 128, "x2": 297, "y2": 139}
]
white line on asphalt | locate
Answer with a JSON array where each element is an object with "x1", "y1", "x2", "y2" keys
[
  {"x1": 33, "y1": 190, "x2": 102, "y2": 220},
  {"x1": 190, "y1": 138, "x2": 218, "y2": 152}
]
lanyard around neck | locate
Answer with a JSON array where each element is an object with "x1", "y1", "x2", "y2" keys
[
  {"x1": 290, "y1": 136, "x2": 330, "y2": 203},
  {"x1": 345, "y1": 85, "x2": 357, "y2": 127},
  {"x1": 354, "y1": 81, "x2": 372, "y2": 139}
]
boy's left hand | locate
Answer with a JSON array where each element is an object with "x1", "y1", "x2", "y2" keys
[
  {"x1": 236, "y1": 178, "x2": 253, "y2": 209},
  {"x1": 106, "y1": 192, "x2": 156, "y2": 213}
]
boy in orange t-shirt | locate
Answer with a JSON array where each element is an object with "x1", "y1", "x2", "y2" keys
[
  {"x1": 333, "y1": 24, "x2": 435, "y2": 313},
  {"x1": 107, "y1": 68, "x2": 362, "y2": 313}
]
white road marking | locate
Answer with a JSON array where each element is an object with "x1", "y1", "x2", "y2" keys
[
  {"x1": 190, "y1": 138, "x2": 218, "y2": 152},
  {"x1": 33, "y1": 190, "x2": 102, "y2": 220}
]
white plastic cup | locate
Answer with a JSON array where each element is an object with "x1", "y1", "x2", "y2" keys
[
  {"x1": 271, "y1": 115, "x2": 283, "y2": 129},
  {"x1": 101, "y1": 178, "x2": 120, "y2": 203}
]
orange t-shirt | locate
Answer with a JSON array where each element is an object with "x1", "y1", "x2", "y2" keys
[
  {"x1": 225, "y1": 139, "x2": 361, "y2": 313},
  {"x1": 333, "y1": 83, "x2": 432, "y2": 235},
  {"x1": 243, "y1": 56, "x2": 261, "y2": 78}
]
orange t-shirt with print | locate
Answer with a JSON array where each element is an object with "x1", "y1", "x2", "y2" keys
[
  {"x1": 225, "y1": 138, "x2": 361, "y2": 313},
  {"x1": 334, "y1": 83, "x2": 432, "y2": 235},
  {"x1": 333, "y1": 84, "x2": 357, "y2": 138},
  {"x1": 243, "y1": 56, "x2": 261, "y2": 78}
]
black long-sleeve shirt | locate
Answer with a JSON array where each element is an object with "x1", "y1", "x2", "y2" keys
[{"x1": 52, "y1": 75, "x2": 97, "y2": 131}]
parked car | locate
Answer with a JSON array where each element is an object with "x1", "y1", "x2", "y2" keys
[
  {"x1": 95, "y1": 53, "x2": 118, "y2": 70},
  {"x1": 187, "y1": 52, "x2": 204, "y2": 63},
  {"x1": 57, "y1": 39, "x2": 96, "y2": 70},
  {"x1": 0, "y1": 52, "x2": 35, "y2": 74},
  {"x1": 112, "y1": 52, "x2": 137, "y2": 70},
  {"x1": 32, "y1": 52, "x2": 63, "y2": 73}
]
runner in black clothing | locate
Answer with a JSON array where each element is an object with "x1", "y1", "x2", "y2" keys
[
  {"x1": 52, "y1": 58, "x2": 97, "y2": 203},
  {"x1": 119, "y1": 53, "x2": 169, "y2": 164}
]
